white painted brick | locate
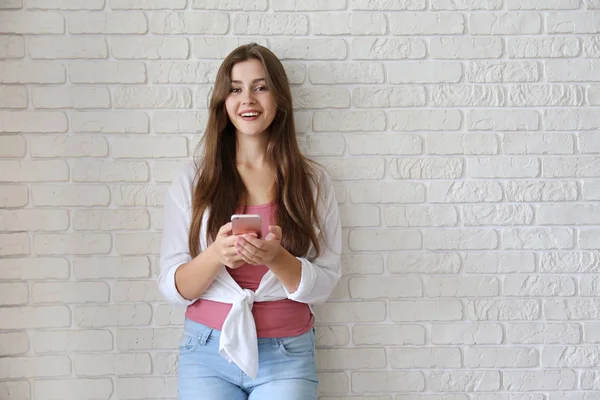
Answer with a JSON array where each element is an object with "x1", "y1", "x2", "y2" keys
[
  {"x1": 32, "y1": 282, "x2": 109, "y2": 304},
  {"x1": 505, "y1": 275, "x2": 576, "y2": 297},
  {"x1": 425, "y1": 133, "x2": 498, "y2": 155},
  {"x1": 462, "y1": 204, "x2": 533, "y2": 226},
  {"x1": 110, "y1": 0, "x2": 186, "y2": 9},
  {"x1": 73, "y1": 353, "x2": 151, "y2": 375},
  {"x1": 0, "y1": 258, "x2": 68, "y2": 280},
  {"x1": 283, "y1": 62, "x2": 306, "y2": 84},
  {"x1": 503, "y1": 133, "x2": 573, "y2": 155},
  {"x1": 431, "y1": 323, "x2": 503, "y2": 345},
  {"x1": 425, "y1": 276, "x2": 499, "y2": 297},
  {"x1": 547, "y1": 12, "x2": 600, "y2": 33},
  {"x1": 292, "y1": 87, "x2": 350, "y2": 108},
  {"x1": 113, "y1": 280, "x2": 162, "y2": 302},
  {"x1": 387, "y1": 252, "x2": 461, "y2": 274},
  {"x1": 469, "y1": 13, "x2": 542, "y2": 35},
  {"x1": 34, "y1": 379, "x2": 112, "y2": 400},
  {"x1": 74, "y1": 256, "x2": 149, "y2": 279},
  {"x1": 506, "y1": 180, "x2": 577, "y2": 202},
  {"x1": 467, "y1": 61, "x2": 540, "y2": 83},
  {"x1": 581, "y1": 276, "x2": 600, "y2": 296},
  {"x1": 0, "y1": 61, "x2": 65, "y2": 83},
  {"x1": 0, "y1": 135, "x2": 26, "y2": 157},
  {"x1": 234, "y1": 13, "x2": 307, "y2": 35},
  {"x1": 353, "y1": 38, "x2": 426, "y2": 59},
  {"x1": 316, "y1": 348, "x2": 386, "y2": 370},
  {"x1": 116, "y1": 328, "x2": 180, "y2": 351},
  {"x1": 0, "y1": 184, "x2": 28, "y2": 207},
  {"x1": 351, "y1": 13, "x2": 387, "y2": 35},
  {"x1": 585, "y1": 37, "x2": 600, "y2": 57},
  {"x1": 541, "y1": 252, "x2": 600, "y2": 274},
  {"x1": 32, "y1": 184, "x2": 109, "y2": 206},
  {"x1": 0, "y1": 306, "x2": 70, "y2": 329},
  {"x1": 275, "y1": 0, "x2": 345, "y2": 10},
  {"x1": 388, "y1": 62, "x2": 462, "y2": 83},
  {"x1": 152, "y1": 160, "x2": 189, "y2": 182},
  {"x1": 424, "y1": 228, "x2": 497, "y2": 250},
  {"x1": 539, "y1": 204, "x2": 600, "y2": 225},
  {"x1": 348, "y1": 134, "x2": 420, "y2": 155},
  {"x1": 29, "y1": 36, "x2": 107, "y2": 59},
  {"x1": 353, "y1": 86, "x2": 426, "y2": 107},
  {"x1": 547, "y1": 60, "x2": 600, "y2": 82},
  {"x1": 0, "y1": 11, "x2": 63, "y2": 34},
  {"x1": 33, "y1": 330, "x2": 113, "y2": 352},
  {"x1": 0, "y1": 86, "x2": 27, "y2": 108},
  {"x1": 342, "y1": 254, "x2": 383, "y2": 275},
  {"x1": 27, "y1": 0, "x2": 103, "y2": 8},
  {"x1": 0, "y1": 381, "x2": 29, "y2": 400},
  {"x1": 391, "y1": 13, "x2": 464, "y2": 35},
  {"x1": 115, "y1": 233, "x2": 161, "y2": 255},
  {"x1": 350, "y1": 182, "x2": 425, "y2": 203},
  {"x1": 0, "y1": 35, "x2": 24, "y2": 58},
  {"x1": 0, "y1": 111, "x2": 67, "y2": 132},
  {"x1": 582, "y1": 370, "x2": 600, "y2": 390},
  {"x1": 464, "y1": 252, "x2": 536, "y2": 274},
  {"x1": 431, "y1": 0, "x2": 501, "y2": 9},
  {"x1": 112, "y1": 137, "x2": 187, "y2": 159},
  {"x1": 349, "y1": 228, "x2": 420, "y2": 251},
  {"x1": 0, "y1": 356, "x2": 70, "y2": 379},
  {"x1": 431, "y1": 37, "x2": 503, "y2": 59},
  {"x1": 349, "y1": 276, "x2": 421, "y2": 299},
  {"x1": 0, "y1": 232, "x2": 30, "y2": 256},
  {"x1": 30, "y1": 136, "x2": 108, "y2": 158},
  {"x1": 34, "y1": 233, "x2": 111, "y2": 255},
  {"x1": 149, "y1": 62, "x2": 218, "y2": 84},
  {"x1": 320, "y1": 158, "x2": 384, "y2": 180},
  {"x1": 70, "y1": 62, "x2": 146, "y2": 83},
  {"x1": 351, "y1": 371, "x2": 425, "y2": 393},
  {"x1": 543, "y1": 346, "x2": 600, "y2": 367},
  {"x1": 0, "y1": 0, "x2": 20, "y2": 7},
  {"x1": 353, "y1": 324, "x2": 425, "y2": 345},
  {"x1": 75, "y1": 304, "x2": 152, "y2": 327},
  {"x1": 153, "y1": 352, "x2": 178, "y2": 375},
  {"x1": 504, "y1": 370, "x2": 576, "y2": 391},
  {"x1": 580, "y1": 229, "x2": 600, "y2": 249},
  {"x1": 508, "y1": 37, "x2": 580, "y2": 58},
  {"x1": 112, "y1": 37, "x2": 189, "y2": 59},
  {"x1": 507, "y1": 0, "x2": 579, "y2": 9},
  {"x1": 431, "y1": 85, "x2": 505, "y2": 107},
  {"x1": 390, "y1": 300, "x2": 463, "y2": 321},
  {"x1": 72, "y1": 111, "x2": 148, "y2": 133},
  {"x1": 33, "y1": 87, "x2": 110, "y2": 109},
  {"x1": 429, "y1": 371, "x2": 501, "y2": 391},
  {"x1": 588, "y1": 86, "x2": 600, "y2": 106},
  {"x1": 389, "y1": 158, "x2": 463, "y2": 179},
  {"x1": 468, "y1": 110, "x2": 540, "y2": 131},
  {"x1": 194, "y1": 0, "x2": 267, "y2": 10},
  {"x1": 582, "y1": 179, "x2": 600, "y2": 200},
  {"x1": 154, "y1": 111, "x2": 207, "y2": 133},
  {"x1": 298, "y1": 135, "x2": 345, "y2": 156},
  {"x1": 352, "y1": 0, "x2": 426, "y2": 10},
  {"x1": 384, "y1": 205, "x2": 457, "y2": 227},
  {"x1": 313, "y1": 110, "x2": 385, "y2": 132},
  {"x1": 116, "y1": 377, "x2": 177, "y2": 400},
  {"x1": 194, "y1": 37, "x2": 268, "y2": 58},
  {"x1": 502, "y1": 228, "x2": 573, "y2": 249},
  {"x1": 68, "y1": 11, "x2": 147, "y2": 34},
  {"x1": 543, "y1": 157, "x2": 600, "y2": 178},
  {"x1": 390, "y1": 348, "x2": 461, "y2": 368},
  {"x1": 390, "y1": 110, "x2": 462, "y2": 131},
  {"x1": 0, "y1": 209, "x2": 68, "y2": 231},
  {"x1": 71, "y1": 160, "x2": 149, "y2": 182},
  {"x1": 319, "y1": 372, "x2": 348, "y2": 394},
  {"x1": 428, "y1": 181, "x2": 502, "y2": 203},
  {"x1": 151, "y1": 12, "x2": 228, "y2": 35},
  {"x1": 589, "y1": 0, "x2": 600, "y2": 8},
  {"x1": 269, "y1": 38, "x2": 346, "y2": 60},
  {"x1": 154, "y1": 304, "x2": 185, "y2": 325},
  {"x1": 314, "y1": 301, "x2": 386, "y2": 323},
  {"x1": 311, "y1": 13, "x2": 350, "y2": 35},
  {"x1": 510, "y1": 84, "x2": 583, "y2": 106},
  {"x1": 194, "y1": 86, "x2": 212, "y2": 108},
  {"x1": 0, "y1": 282, "x2": 28, "y2": 305},
  {"x1": 112, "y1": 185, "x2": 167, "y2": 207},
  {"x1": 467, "y1": 299, "x2": 541, "y2": 320},
  {"x1": 339, "y1": 205, "x2": 379, "y2": 227},
  {"x1": 507, "y1": 323, "x2": 581, "y2": 344}
]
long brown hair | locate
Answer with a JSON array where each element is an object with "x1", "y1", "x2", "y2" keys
[{"x1": 188, "y1": 43, "x2": 321, "y2": 259}]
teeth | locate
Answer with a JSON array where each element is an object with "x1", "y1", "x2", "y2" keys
[{"x1": 241, "y1": 112, "x2": 259, "y2": 117}]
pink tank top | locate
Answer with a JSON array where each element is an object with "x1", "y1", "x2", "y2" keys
[{"x1": 185, "y1": 202, "x2": 314, "y2": 338}]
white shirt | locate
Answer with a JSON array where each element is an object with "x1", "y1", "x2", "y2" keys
[{"x1": 158, "y1": 162, "x2": 342, "y2": 379}]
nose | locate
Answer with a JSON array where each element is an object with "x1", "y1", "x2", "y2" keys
[{"x1": 241, "y1": 89, "x2": 255, "y2": 105}]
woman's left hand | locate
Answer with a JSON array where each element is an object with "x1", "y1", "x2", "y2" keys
[{"x1": 234, "y1": 225, "x2": 283, "y2": 266}]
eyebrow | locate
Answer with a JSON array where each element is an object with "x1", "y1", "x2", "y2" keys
[{"x1": 231, "y1": 78, "x2": 266, "y2": 84}]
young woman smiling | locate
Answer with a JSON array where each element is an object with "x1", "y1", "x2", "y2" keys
[{"x1": 158, "y1": 43, "x2": 342, "y2": 399}]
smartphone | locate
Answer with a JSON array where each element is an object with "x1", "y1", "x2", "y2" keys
[{"x1": 231, "y1": 214, "x2": 262, "y2": 238}]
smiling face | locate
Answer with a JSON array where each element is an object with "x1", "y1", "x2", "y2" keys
[{"x1": 225, "y1": 59, "x2": 278, "y2": 138}]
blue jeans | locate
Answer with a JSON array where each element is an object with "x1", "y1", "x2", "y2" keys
[{"x1": 178, "y1": 318, "x2": 318, "y2": 400}]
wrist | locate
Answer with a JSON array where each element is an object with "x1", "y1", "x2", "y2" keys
[{"x1": 268, "y1": 245, "x2": 288, "y2": 269}]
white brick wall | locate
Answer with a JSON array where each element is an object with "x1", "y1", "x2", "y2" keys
[{"x1": 1, "y1": 1, "x2": 599, "y2": 399}]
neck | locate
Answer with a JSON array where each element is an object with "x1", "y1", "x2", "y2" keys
[{"x1": 235, "y1": 131, "x2": 270, "y2": 168}]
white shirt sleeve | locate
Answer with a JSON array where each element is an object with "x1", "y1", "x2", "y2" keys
[
  {"x1": 157, "y1": 164, "x2": 199, "y2": 306},
  {"x1": 284, "y1": 169, "x2": 343, "y2": 305}
]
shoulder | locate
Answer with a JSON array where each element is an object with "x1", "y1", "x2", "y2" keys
[{"x1": 166, "y1": 160, "x2": 198, "y2": 207}]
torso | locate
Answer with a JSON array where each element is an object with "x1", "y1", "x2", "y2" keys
[{"x1": 236, "y1": 163, "x2": 276, "y2": 206}]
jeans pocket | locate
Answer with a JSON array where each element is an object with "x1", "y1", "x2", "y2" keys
[
  {"x1": 179, "y1": 332, "x2": 199, "y2": 355},
  {"x1": 278, "y1": 331, "x2": 315, "y2": 358}
]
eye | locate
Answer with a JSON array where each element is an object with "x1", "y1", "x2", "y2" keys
[
  {"x1": 254, "y1": 85, "x2": 267, "y2": 92},
  {"x1": 230, "y1": 87, "x2": 241, "y2": 93}
]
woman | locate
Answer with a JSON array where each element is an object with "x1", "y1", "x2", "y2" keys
[{"x1": 158, "y1": 43, "x2": 342, "y2": 400}]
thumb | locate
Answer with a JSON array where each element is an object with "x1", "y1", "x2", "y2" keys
[{"x1": 218, "y1": 222, "x2": 232, "y2": 236}]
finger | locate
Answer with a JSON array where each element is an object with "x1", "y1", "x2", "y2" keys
[
  {"x1": 268, "y1": 225, "x2": 282, "y2": 240},
  {"x1": 239, "y1": 234, "x2": 265, "y2": 250},
  {"x1": 218, "y1": 222, "x2": 233, "y2": 236},
  {"x1": 236, "y1": 243, "x2": 261, "y2": 264}
]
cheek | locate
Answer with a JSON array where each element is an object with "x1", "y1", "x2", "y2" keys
[{"x1": 225, "y1": 98, "x2": 237, "y2": 118}]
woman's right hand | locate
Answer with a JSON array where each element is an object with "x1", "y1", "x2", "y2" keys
[{"x1": 210, "y1": 222, "x2": 250, "y2": 269}]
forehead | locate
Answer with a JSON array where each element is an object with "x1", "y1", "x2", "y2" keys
[{"x1": 230, "y1": 59, "x2": 265, "y2": 82}]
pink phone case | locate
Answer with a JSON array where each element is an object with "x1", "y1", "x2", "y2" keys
[{"x1": 231, "y1": 214, "x2": 262, "y2": 238}]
